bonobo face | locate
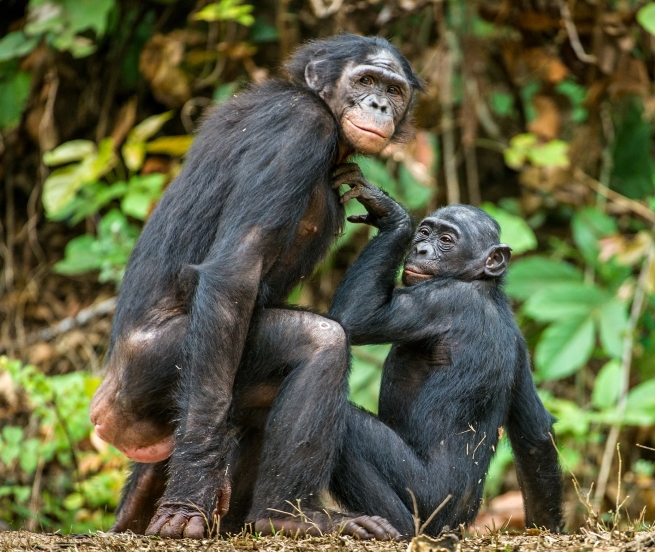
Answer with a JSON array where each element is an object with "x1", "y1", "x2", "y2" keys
[
  {"x1": 316, "y1": 50, "x2": 412, "y2": 154},
  {"x1": 402, "y1": 205, "x2": 511, "y2": 286}
]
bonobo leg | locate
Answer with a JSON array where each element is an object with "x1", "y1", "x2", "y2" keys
[
  {"x1": 111, "y1": 461, "x2": 168, "y2": 534},
  {"x1": 244, "y1": 313, "x2": 400, "y2": 540},
  {"x1": 506, "y1": 357, "x2": 563, "y2": 532},
  {"x1": 329, "y1": 405, "x2": 499, "y2": 539},
  {"x1": 89, "y1": 315, "x2": 185, "y2": 463}
]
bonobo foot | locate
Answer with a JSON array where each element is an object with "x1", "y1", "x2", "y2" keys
[
  {"x1": 145, "y1": 480, "x2": 232, "y2": 539},
  {"x1": 253, "y1": 513, "x2": 402, "y2": 541}
]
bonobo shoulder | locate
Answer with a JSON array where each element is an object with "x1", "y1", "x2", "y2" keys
[{"x1": 204, "y1": 79, "x2": 336, "y2": 135}]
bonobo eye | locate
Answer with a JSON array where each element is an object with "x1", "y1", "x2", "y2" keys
[
  {"x1": 417, "y1": 227, "x2": 430, "y2": 239},
  {"x1": 360, "y1": 76, "x2": 374, "y2": 86},
  {"x1": 439, "y1": 234, "x2": 454, "y2": 245},
  {"x1": 387, "y1": 86, "x2": 399, "y2": 95}
]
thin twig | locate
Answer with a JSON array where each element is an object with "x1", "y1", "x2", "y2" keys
[
  {"x1": 419, "y1": 494, "x2": 451, "y2": 534},
  {"x1": 594, "y1": 240, "x2": 655, "y2": 506},
  {"x1": 558, "y1": 0, "x2": 597, "y2": 64},
  {"x1": 407, "y1": 488, "x2": 421, "y2": 537},
  {"x1": 577, "y1": 169, "x2": 655, "y2": 224}
]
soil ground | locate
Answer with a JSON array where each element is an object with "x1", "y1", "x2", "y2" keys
[{"x1": 0, "y1": 530, "x2": 654, "y2": 552}]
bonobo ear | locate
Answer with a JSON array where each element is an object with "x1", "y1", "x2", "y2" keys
[
  {"x1": 304, "y1": 60, "x2": 325, "y2": 92},
  {"x1": 484, "y1": 244, "x2": 512, "y2": 278}
]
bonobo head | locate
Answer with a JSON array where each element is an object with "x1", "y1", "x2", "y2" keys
[
  {"x1": 286, "y1": 34, "x2": 422, "y2": 155},
  {"x1": 402, "y1": 205, "x2": 512, "y2": 286}
]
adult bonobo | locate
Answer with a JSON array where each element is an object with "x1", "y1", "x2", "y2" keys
[
  {"x1": 89, "y1": 34, "x2": 422, "y2": 538},
  {"x1": 249, "y1": 170, "x2": 563, "y2": 537}
]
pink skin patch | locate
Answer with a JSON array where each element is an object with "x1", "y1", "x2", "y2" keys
[{"x1": 94, "y1": 424, "x2": 174, "y2": 463}]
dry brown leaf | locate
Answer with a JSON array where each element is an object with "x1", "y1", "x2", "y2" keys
[
  {"x1": 527, "y1": 95, "x2": 561, "y2": 140},
  {"x1": 140, "y1": 34, "x2": 192, "y2": 108}
]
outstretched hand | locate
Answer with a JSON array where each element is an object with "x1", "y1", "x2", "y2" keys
[{"x1": 331, "y1": 163, "x2": 407, "y2": 229}]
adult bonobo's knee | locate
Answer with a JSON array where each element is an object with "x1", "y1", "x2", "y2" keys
[{"x1": 92, "y1": 33, "x2": 422, "y2": 539}]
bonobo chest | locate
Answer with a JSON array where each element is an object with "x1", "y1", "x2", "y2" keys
[
  {"x1": 263, "y1": 179, "x2": 343, "y2": 301},
  {"x1": 378, "y1": 340, "x2": 451, "y2": 428}
]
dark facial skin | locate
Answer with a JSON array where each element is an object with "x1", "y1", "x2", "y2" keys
[
  {"x1": 402, "y1": 208, "x2": 512, "y2": 286},
  {"x1": 306, "y1": 51, "x2": 412, "y2": 156}
]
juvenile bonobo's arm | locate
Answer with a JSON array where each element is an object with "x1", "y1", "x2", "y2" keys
[
  {"x1": 329, "y1": 164, "x2": 412, "y2": 327},
  {"x1": 329, "y1": 166, "x2": 454, "y2": 344},
  {"x1": 506, "y1": 346, "x2": 563, "y2": 532},
  {"x1": 147, "y1": 107, "x2": 339, "y2": 539}
]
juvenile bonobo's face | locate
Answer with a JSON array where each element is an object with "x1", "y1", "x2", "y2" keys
[
  {"x1": 319, "y1": 50, "x2": 412, "y2": 154},
  {"x1": 402, "y1": 205, "x2": 511, "y2": 286}
]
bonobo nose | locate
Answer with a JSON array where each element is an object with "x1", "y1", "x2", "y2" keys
[
  {"x1": 367, "y1": 96, "x2": 389, "y2": 113},
  {"x1": 416, "y1": 243, "x2": 435, "y2": 257}
]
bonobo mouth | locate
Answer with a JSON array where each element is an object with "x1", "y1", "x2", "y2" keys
[
  {"x1": 345, "y1": 118, "x2": 391, "y2": 140},
  {"x1": 402, "y1": 266, "x2": 433, "y2": 286}
]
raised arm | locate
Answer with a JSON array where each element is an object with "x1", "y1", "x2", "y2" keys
[{"x1": 328, "y1": 165, "x2": 414, "y2": 336}]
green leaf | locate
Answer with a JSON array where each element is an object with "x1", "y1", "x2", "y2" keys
[
  {"x1": 572, "y1": 207, "x2": 618, "y2": 266},
  {"x1": 0, "y1": 32, "x2": 39, "y2": 62},
  {"x1": 194, "y1": 0, "x2": 255, "y2": 25},
  {"x1": 524, "y1": 282, "x2": 607, "y2": 322},
  {"x1": 42, "y1": 165, "x2": 83, "y2": 215},
  {"x1": 506, "y1": 256, "x2": 582, "y2": 301},
  {"x1": 527, "y1": 140, "x2": 569, "y2": 168},
  {"x1": 145, "y1": 135, "x2": 193, "y2": 156},
  {"x1": 534, "y1": 315, "x2": 595, "y2": 380},
  {"x1": 481, "y1": 203, "x2": 537, "y2": 255},
  {"x1": 127, "y1": 111, "x2": 174, "y2": 143},
  {"x1": 43, "y1": 140, "x2": 97, "y2": 166},
  {"x1": 54, "y1": 234, "x2": 101, "y2": 275},
  {"x1": 626, "y1": 379, "x2": 655, "y2": 411},
  {"x1": 398, "y1": 165, "x2": 432, "y2": 210},
  {"x1": 0, "y1": 70, "x2": 32, "y2": 130},
  {"x1": 598, "y1": 299, "x2": 628, "y2": 359},
  {"x1": 357, "y1": 157, "x2": 395, "y2": 192},
  {"x1": 637, "y1": 3, "x2": 655, "y2": 36},
  {"x1": 591, "y1": 360, "x2": 621, "y2": 409}
]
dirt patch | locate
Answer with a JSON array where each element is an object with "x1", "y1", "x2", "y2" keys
[{"x1": 0, "y1": 530, "x2": 654, "y2": 552}]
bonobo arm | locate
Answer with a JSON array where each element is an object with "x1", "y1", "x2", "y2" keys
[
  {"x1": 148, "y1": 100, "x2": 339, "y2": 538},
  {"x1": 329, "y1": 168, "x2": 456, "y2": 344},
  {"x1": 506, "y1": 344, "x2": 563, "y2": 532}
]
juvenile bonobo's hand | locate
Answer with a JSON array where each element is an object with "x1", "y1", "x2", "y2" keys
[{"x1": 331, "y1": 163, "x2": 409, "y2": 230}]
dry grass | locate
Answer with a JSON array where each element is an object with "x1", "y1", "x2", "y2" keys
[{"x1": 1, "y1": 529, "x2": 655, "y2": 552}]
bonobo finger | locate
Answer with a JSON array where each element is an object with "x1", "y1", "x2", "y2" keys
[
  {"x1": 184, "y1": 515, "x2": 206, "y2": 539},
  {"x1": 159, "y1": 513, "x2": 188, "y2": 538},
  {"x1": 340, "y1": 186, "x2": 362, "y2": 203},
  {"x1": 347, "y1": 214, "x2": 371, "y2": 225},
  {"x1": 341, "y1": 519, "x2": 374, "y2": 540},
  {"x1": 361, "y1": 515, "x2": 402, "y2": 541},
  {"x1": 331, "y1": 162, "x2": 360, "y2": 177},
  {"x1": 145, "y1": 513, "x2": 170, "y2": 536},
  {"x1": 332, "y1": 171, "x2": 363, "y2": 189}
]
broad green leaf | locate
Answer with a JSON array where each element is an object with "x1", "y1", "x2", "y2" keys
[
  {"x1": 598, "y1": 298, "x2": 629, "y2": 358},
  {"x1": 0, "y1": 70, "x2": 32, "y2": 130},
  {"x1": 398, "y1": 165, "x2": 432, "y2": 210},
  {"x1": 572, "y1": 207, "x2": 618, "y2": 266},
  {"x1": 637, "y1": 3, "x2": 655, "y2": 36},
  {"x1": 534, "y1": 315, "x2": 595, "y2": 380},
  {"x1": 626, "y1": 379, "x2": 655, "y2": 411},
  {"x1": 591, "y1": 360, "x2": 621, "y2": 409},
  {"x1": 527, "y1": 139, "x2": 569, "y2": 168},
  {"x1": 122, "y1": 141, "x2": 146, "y2": 172},
  {"x1": 43, "y1": 140, "x2": 96, "y2": 166},
  {"x1": 146, "y1": 135, "x2": 194, "y2": 156},
  {"x1": 42, "y1": 165, "x2": 84, "y2": 215},
  {"x1": 349, "y1": 344, "x2": 389, "y2": 414},
  {"x1": 481, "y1": 203, "x2": 537, "y2": 255},
  {"x1": 194, "y1": 0, "x2": 255, "y2": 25},
  {"x1": 127, "y1": 111, "x2": 174, "y2": 143},
  {"x1": 506, "y1": 256, "x2": 582, "y2": 301},
  {"x1": 0, "y1": 32, "x2": 39, "y2": 61},
  {"x1": 524, "y1": 282, "x2": 607, "y2": 322},
  {"x1": 54, "y1": 234, "x2": 101, "y2": 275},
  {"x1": 60, "y1": 0, "x2": 115, "y2": 36},
  {"x1": 358, "y1": 157, "x2": 395, "y2": 192}
]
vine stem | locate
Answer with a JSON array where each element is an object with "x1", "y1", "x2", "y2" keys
[{"x1": 594, "y1": 239, "x2": 655, "y2": 506}]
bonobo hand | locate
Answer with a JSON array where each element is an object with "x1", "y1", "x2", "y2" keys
[
  {"x1": 331, "y1": 163, "x2": 409, "y2": 230},
  {"x1": 145, "y1": 478, "x2": 231, "y2": 539}
]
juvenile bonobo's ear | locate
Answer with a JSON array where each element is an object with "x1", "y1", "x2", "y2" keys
[
  {"x1": 484, "y1": 244, "x2": 512, "y2": 278},
  {"x1": 304, "y1": 60, "x2": 325, "y2": 92}
]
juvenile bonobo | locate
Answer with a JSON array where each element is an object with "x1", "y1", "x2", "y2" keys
[
  {"x1": 249, "y1": 168, "x2": 563, "y2": 538},
  {"x1": 88, "y1": 34, "x2": 421, "y2": 538}
]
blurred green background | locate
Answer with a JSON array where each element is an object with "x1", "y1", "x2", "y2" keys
[{"x1": 1, "y1": 0, "x2": 655, "y2": 534}]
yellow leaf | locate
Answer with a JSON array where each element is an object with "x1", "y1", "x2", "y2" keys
[{"x1": 146, "y1": 135, "x2": 194, "y2": 157}]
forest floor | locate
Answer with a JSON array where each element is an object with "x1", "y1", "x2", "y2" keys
[{"x1": 1, "y1": 529, "x2": 655, "y2": 552}]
